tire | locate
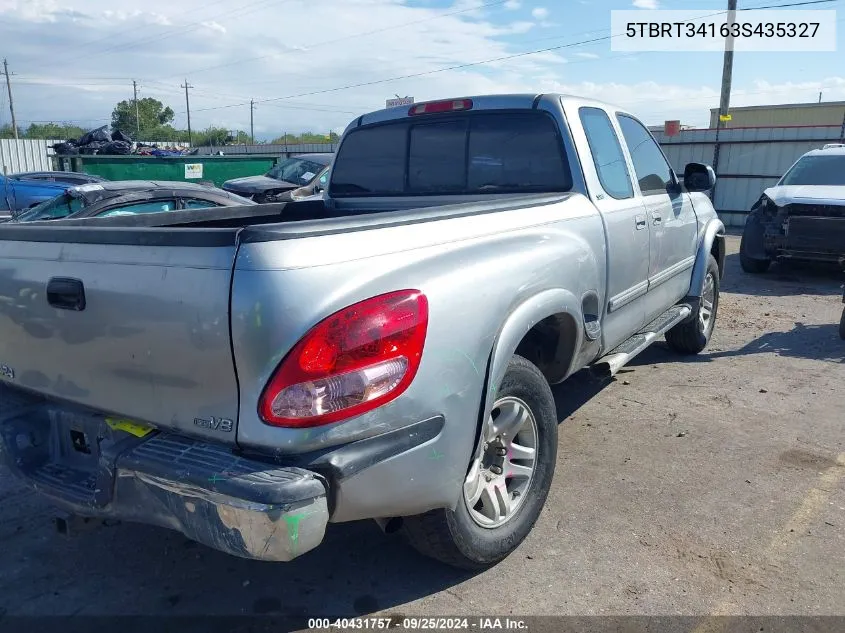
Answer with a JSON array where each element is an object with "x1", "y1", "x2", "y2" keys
[
  {"x1": 739, "y1": 233, "x2": 771, "y2": 273},
  {"x1": 401, "y1": 355, "x2": 558, "y2": 570},
  {"x1": 839, "y1": 308, "x2": 845, "y2": 340},
  {"x1": 666, "y1": 254, "x2": 720, "y2": 355}
]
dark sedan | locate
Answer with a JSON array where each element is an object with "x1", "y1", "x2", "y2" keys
[
  {"x1": 12, "y1": 180, "x2": 255, "y2": 223},
  {"x1": 11, "y1": 170, "x2": 107, "y2": 185},
  {"x1": 222, "y1": 153, "x2": 333, "y2": 202}
]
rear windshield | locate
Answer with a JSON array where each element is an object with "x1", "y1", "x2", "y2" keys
[
  {"x1": 780, "y1": 155, "x2": 845, "y2": 187},
  {"x1": 330, "y1": 111, "x2": 572, "y2": 197}
]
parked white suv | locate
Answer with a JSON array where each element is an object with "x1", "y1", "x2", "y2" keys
[{"x1": 740, "y1": 143, "x2": 845, "y2": 272}]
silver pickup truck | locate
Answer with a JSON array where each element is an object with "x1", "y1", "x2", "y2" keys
[{"x1": 0, "y1": 94, "x2": 725, "y2": 570}]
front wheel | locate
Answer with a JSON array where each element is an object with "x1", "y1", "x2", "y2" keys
[
  {"x1": 401, "y1": 355, "x2": 558, "y2": 570},
  {"x1": 666, "y1": 254, "x2": 720, "y2": 355},
  {"x1": 739, "y1": 230, "x2": 771, "y2": 273}
]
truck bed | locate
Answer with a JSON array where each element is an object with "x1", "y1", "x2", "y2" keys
[{"x1": 0, "y1": 193, "x2": 571, "y2": 446}]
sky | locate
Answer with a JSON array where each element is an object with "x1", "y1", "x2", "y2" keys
[{"x1": 0, "y1": 0, "x2": 843, "y2": 140}]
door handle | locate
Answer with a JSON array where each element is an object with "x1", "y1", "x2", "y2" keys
[
  {"x1": 47, "y1": 277, "x2": 86, "y2": 311},
  {"x1": 652, "y1": 213, "x2": 663, "y2": 225},
  {"x1": 635, "y1": 215, "x2": 647, "y2": 230}
]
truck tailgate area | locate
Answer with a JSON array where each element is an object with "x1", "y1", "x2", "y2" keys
[{"x1": 0, "y1": 228, "x2": 241, "y2": 443}]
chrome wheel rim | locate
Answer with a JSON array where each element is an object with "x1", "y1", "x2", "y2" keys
[
  {"x1": 463, "y1": 396, "x2": 538, "y2": 529},
  {"x1": 699, "y1": 272, "x2": 716, "y2": 333}
]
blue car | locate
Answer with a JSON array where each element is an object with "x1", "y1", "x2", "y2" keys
[{"x1": 1, "y1": 171, "x2": 106, "y2": 219}]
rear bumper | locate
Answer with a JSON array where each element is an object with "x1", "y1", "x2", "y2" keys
[{"x1": 0, "y1": 387, "x2": 329, "y2": 562}]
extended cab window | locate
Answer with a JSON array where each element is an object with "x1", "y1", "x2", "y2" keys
[
  {"x1": 579, "y1": 107, "x2": 633, "y2": 200},
  {"x1": 617, "y1": 114, "x2": 674, "y2": 196},
  {"x1": 331, "y1": 111, "x2": 571, "y2": 196}
]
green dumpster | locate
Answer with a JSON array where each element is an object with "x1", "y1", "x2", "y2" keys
[{"x1": 51, "y1": 154, "x2": 283, "y2": 188}]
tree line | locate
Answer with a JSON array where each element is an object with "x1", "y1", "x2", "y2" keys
[{"x1": 0, "y1": 97, "x2": 339, "y2": 146}]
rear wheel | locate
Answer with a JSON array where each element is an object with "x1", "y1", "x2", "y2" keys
[
  {"x1": 401, "y1": 355, "x2": 557, "y2": 570},
  {"x1": 666, "y1": 254, "x2": 720, "y2": 355},
  {"x1": 839, "y1": 308, "x2": 845, "y2": 340}
]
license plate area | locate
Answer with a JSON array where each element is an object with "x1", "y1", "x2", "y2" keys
[{"x1": 51, "y1": 410, "x2": 106, "y2": 472}]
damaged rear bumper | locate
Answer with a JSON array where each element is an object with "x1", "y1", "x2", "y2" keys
[{"x1": 0, "y1": 385, "x2": 329, "y2": 562}]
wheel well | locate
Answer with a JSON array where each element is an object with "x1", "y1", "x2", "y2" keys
[
  {"x1": 710, "y1": 234, "x2": 726, "y2": 279},
  {"x1": 513, "y1": 312, "x2": 579, "y2": 385}
]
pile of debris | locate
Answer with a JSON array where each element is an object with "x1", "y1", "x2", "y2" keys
[
  {"x1": 51, "y1": 126, "x2": 134, "y2": 156},
  {"x1": 51, "y1": 126, "x2": 194, "y2": 157}
]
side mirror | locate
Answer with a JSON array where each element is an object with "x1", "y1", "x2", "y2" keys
[{"x1": 683, "y1": 162, "x2": 716, "y2": 192}]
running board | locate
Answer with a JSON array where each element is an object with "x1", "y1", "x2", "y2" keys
[{"x1": 591, "y1": 304, "x2": 692, "y2": 379}]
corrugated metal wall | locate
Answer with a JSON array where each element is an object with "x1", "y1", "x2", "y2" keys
[
  {"x1": 0, "y1": 139, "x2": 55, "y2": 173},
  {"x1": 654, "y1": 125, "x2": 844, "y2": 227},
  {"x1": 193, "y1": 142, "x2": 337, "y2": 156}
]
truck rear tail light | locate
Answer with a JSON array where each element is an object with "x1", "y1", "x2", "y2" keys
[
  {"x1": 259, "y1": 290, "x2": 428, "y2": 428},
  {"x1": 409, "y1": 99, "x2": 473, "y2": 116}
]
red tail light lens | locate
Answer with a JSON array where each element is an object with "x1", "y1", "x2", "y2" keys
[
  {"x1": 409, "y1": 99, "x2": 473, "y2": 116},
  {"x1": 259, "y1": 290, "x2": 429, "y2": 428}
]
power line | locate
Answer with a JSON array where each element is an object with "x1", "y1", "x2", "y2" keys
[
  {"x1": 23, "y1": 0, "x2": 233, "y2": 66},
  {"x1": 158, "y1": 0, "x2": 512, "y2": 81},
  {"x1": 183, "y1": 0, "x2": 839, "y2": 115},
  {"x1": 26, "y1": 0, "x2": 291, "y2": 74}
]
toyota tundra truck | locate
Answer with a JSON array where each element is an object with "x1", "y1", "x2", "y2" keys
[{"x1": 0, "y1": 94, "x2": 725, "y2": 570}]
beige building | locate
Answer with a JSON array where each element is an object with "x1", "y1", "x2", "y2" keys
[{"x1": 709, "y1": 100, "x2": 845, "y2": 128}]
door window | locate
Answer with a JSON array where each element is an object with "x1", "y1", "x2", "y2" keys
[
  {"x1": 98, "y1": 200, "x2": 177, "y2": 217},
  {"x1": 579, "y1": 107, "x2": 633, "y2": 199},
  {"x1": 617, "y1": 114, "x2": 674, "y2": 196},
  {"x1": 182, "y1": 198, "x2": 224, "y2": 210}
]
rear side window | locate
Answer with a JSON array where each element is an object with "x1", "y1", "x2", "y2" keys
[
  {"x1": 182, "y1": 198, "x2": 224, "y2": 210},
  {"x1": 331, "y1": 111, "x2": 571, "y2": 196},
  {"x1": 579, "y1": 107, "x2": 633, "y2": 200},
  {"x1": 331, "y1": 125, "x2": 407, "y2": 194},
  {"x1": 98, "y1": 200, "x2": 177, "y2": 217}
]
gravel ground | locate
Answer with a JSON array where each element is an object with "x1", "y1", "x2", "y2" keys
[{"x1": 0, "y1": 235, "x2": 843, "y2": 626}]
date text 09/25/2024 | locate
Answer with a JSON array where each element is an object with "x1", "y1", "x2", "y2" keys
[{"x1": 308, "y1": 618, "x2": 529, "y2": 631}]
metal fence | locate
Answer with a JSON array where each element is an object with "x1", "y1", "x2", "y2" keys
[
  {"x1": 193, "y1": 143, "x2": 337, "y2": 156},
  {"x1": 653, "y1": 125, "x2": 844, "y2": 227},
  {"x1": 0, "y1": 139, "x2": 55, "y2": 173}
]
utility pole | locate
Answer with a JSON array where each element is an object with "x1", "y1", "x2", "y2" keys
[
  {"x1": 711, "y1": 0, "x2": 737, "y2": 203},
  {"x1": 181, "y1": 80, "x2": 194, "y2": 147},
  {"x1": 132, "y1": 80, "x2": 140, "y2": 137},
  {"x1": 3, "y1": 59, "x2": 18, "y2": 139},
  {"x1": 250, "y1": 99, "x2": 255, "y2": 144},
  {"x1": 716, "y1": 0, "x2": 737, "y2": 133}
]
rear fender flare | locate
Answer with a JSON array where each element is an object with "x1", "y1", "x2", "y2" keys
[
  {"x1": 471, "y1": 289, "x2": 583, "y2": 458},
  {"x1": 688, "y1": 218, "x2": 725, "y2": 297}
]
